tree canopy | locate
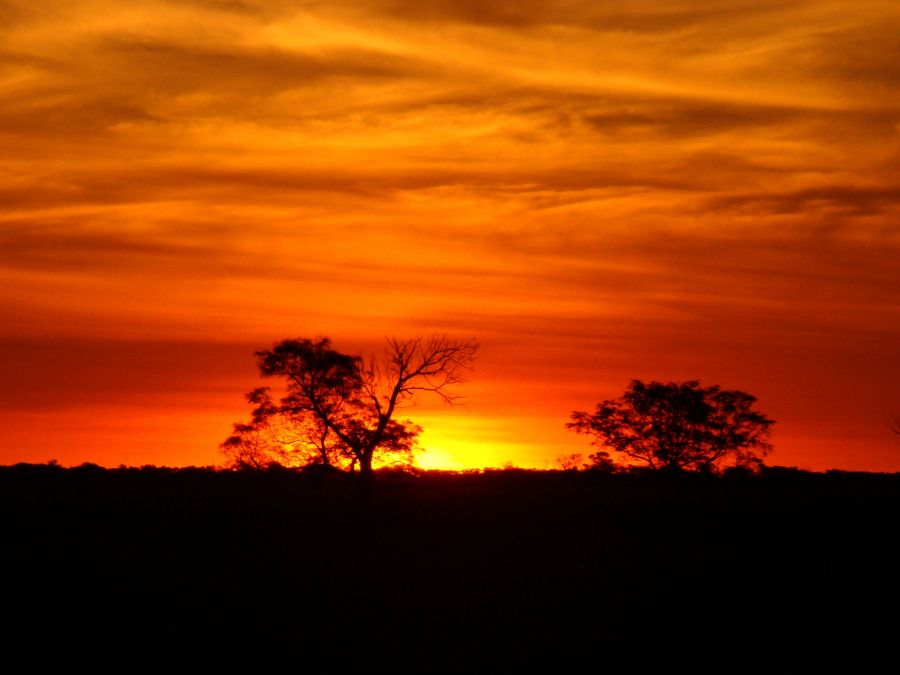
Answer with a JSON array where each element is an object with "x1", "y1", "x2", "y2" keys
[
  {"x1": 222, "y1": 335, "x2": 477, "y2": 477},
  {"x1": 568, "y1": 380, "x2": 775, "y2": 473}
]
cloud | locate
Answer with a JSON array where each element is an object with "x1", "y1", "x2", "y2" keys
[
  {"x1": 707, "y1": 184, "x2": 900, "y2": 217},
  {"x1": 340, "y1": 0, "x2": 794, "y2": 32},
  {"x1": 0, "y1": 338, "x2": 258, "y2": 410},
  {"x1": 100, "y1": 37, "x2": 430, "y2": 92},
  {"x1": 580, "y1": 97, "x2": 807, "y2": 136}
]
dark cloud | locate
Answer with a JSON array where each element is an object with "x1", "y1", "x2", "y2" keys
[
  {"x1": 797, "y1": 21, "x2": 900, "y2": 94},
  {"x1": 708, "y1": 185, "x2": 900, "y2": 217},
  {"x1": 0, "y1": 225, "x2": 219, "y2": 273},
  {"x1": 0, "y1": 35, "x2": 435, "y2": 142},
  {"x1": 362, "y1": 0, "x2": 792, "y2": 32},
  {"x1": 0, "y1": 47, "x2": 58, "y2": 68},
  {"x1": 0, "y1": 160, "x2": 706, "y2": 213},
  {"x1": 0, "y1": 216, "x2": 535, "y2": 301},
  {"x1": 99, "y1": 37, "x2": 432, "y2": 94},
  {"x1": 0, "y1": 97, "x2": 160, "y2": 136},
  {"x1": 581, "y1": 98, "x2": 804, "y2": 136},
  {"x1": 0, "y1": 338, "x2": 258, "y2": 410},
  {"x1": 0, "y1": 0, "x2": 32, "y2": 27}
]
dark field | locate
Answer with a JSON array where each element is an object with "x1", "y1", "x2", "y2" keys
[{"x1": 4, "y1": 464, "x2": 899, "y2": 644}]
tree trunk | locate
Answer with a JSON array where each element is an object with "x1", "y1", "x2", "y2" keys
[
  {"x1": 358, "y1": 451, "x2": 374, "y2": 480},
  {"x1": 662, "y1": 461, "x2": 683, "y2": 476},
  {"x1": 355, "y1": 450, "x2": 375, "y2": 504}
]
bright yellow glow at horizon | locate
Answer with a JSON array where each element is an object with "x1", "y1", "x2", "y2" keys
[{"x1": 415, "y1": 418, "x2": 552, "y2": 471}]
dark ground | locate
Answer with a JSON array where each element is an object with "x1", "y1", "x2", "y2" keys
[{"x1": 3, "y1": 463, "x2": 899, "y2": 650}]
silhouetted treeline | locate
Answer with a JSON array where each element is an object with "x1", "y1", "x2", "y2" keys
[{"x1": 3, "y1": 463, "x2": 898, "y2": 647}]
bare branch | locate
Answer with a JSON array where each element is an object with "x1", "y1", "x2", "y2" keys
[
  {"x1": 387, "y1": 334, "x2": 479, "y2": 404},
  {"x1": 886, "y1": 411, "x2": 900, "y2": 438}
]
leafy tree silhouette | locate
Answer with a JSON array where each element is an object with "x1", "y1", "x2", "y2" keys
[
  {"x1": 568, "y1": 380, "x2": 774, "y2": 473},
  {"x1": 586, "y1": 451, "x2": 617, "y2": 473},
  {"x1": 223, "y1": 335, "x2": 477, "y2": 478}
]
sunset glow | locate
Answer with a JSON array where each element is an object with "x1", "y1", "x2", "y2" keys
[{"x1": 2, "y1": 1, "x2": 898, "y2": 470}]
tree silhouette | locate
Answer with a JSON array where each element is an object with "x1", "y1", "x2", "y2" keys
[
  {"x1": 586, "y1": 451, "x2": 618, "y2": 473},
  {"x1": 222, "y1": 385, "x2": 397, "y2": 470},
  {"x1": 887, "y1": 411, "x2": 900, "y2": 439},
  {"x1": 568, "y1": 380, "x2": 774, "y2": 473},
  {"x1": 555, "y1": 453, "x2": 584, "y2": 471},
  {"x1": 223, "y1": 335, "x2": 477, "y2": 478}
]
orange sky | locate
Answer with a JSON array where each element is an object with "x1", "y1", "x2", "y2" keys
[{"x1": 1, "y1": 1, "x2": 898, "y2": 471}]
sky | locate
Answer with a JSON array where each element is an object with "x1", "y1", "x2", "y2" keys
[{"x1": 1, "y1": 0, "x2": 898, "y2": 471}]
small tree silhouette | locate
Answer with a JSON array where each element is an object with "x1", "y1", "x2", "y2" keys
[
  {"x1": 568, "y1": 380, "x2": 774, "y2": 473},
  {"x1": 223, "y1": 335, "x2": 477, "y2": 478},
  {"x1": 586, "y1": 451, "x2": 618, "y2": 473},
  {"x1": 555, "y1": 453, "x2": 584, "y2": 471}
]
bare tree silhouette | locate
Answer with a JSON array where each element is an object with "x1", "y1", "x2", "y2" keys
[
  {"x1": 223, "y1": 335, "x2": 477, "y2": 478},
  {"x1": 568, "y1": 380, "x2": 774, "y2": 473},
  {"x1": 886, "y1": 411, "x2": 900, "y2": 439}
]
